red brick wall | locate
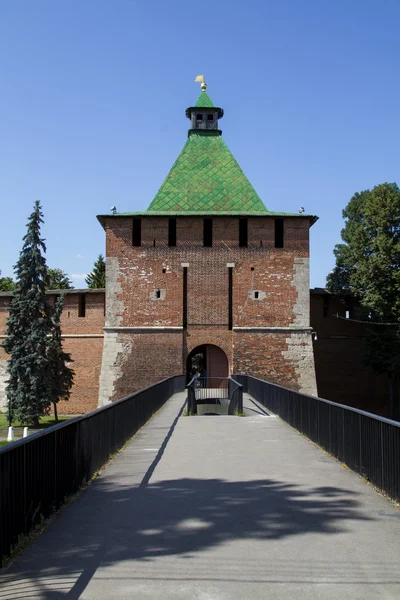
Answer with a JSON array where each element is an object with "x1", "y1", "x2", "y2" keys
[
  {"x1": 104, "y1": 216, "x2": 310, "y2": 329},
  {"x1": 111, "y1": 332, "x2": 183, "y2": 399},
  {"x1": 0, "y1": 292, "x2": 104, "y2": 414},
  {"x1": 233, "y1": 331, "x2": 305, "y2": 390},
  {"x1": 311, "y1": 291, "x2": 388, "y2": 416},
  {"x1": 101, "y1": 215, "x2": 315, "y2": 399},
  {"x1": 59, "y1": 292, "x2": 105, "y2": 334},
  {"x1": 57, "y1": 337, "x2": 103, "y2": 414}
]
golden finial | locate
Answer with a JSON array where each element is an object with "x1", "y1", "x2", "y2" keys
[{"x1": 194, "y1": 74, "x2": 207, "y2": 91}]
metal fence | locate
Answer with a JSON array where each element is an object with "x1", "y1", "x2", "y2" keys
[
  {"x1": 234, "y1": 374, "x2": 400, "y2": 502},
  {"x1": 187, "y1": 377, "x2": 243, "y2": 415},
  {"x1": 0, "y1": 374, "x2": 185, "y2": 566}
]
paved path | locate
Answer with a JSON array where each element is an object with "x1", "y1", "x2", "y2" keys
[{"x1": 1, "y1": 392, "x2": 400, "y2": 599}]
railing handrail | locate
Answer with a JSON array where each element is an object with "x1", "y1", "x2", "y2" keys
[
  {"x1": 0, "y1": 373, "x2": 185, "y2": 455},
  {"x1": 186, "y1": 376, "x2": 243, "y2": 415},
  {"x1": 236, "y1": 373, "x2": 400, "y2": 428}
]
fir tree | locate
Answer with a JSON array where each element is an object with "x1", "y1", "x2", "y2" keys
[
  {"x1": 47, "y1": 295, "x2": 74, "y2": 421},
  {"x1": 3, "y1": 201, "x2": 53, "y2": 425},
  {"x1": 85, "y1": 254, "x2": 106, "y2": 288}
]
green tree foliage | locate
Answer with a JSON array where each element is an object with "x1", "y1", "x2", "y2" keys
[
  {"x1": 47, "y1": 295, "x2": 74, "y2": 421},
  {"x1": 327, "y1": 183, "x2": 400, "y2": 418},
  {"x1": 85, "y1": 254, "x2": 106, "y2": 288},
  {"x1": 47, "y1": 268, "x2": 73, "y2": 290},
  {"x1": 3, "y1": 201, "x2": 53, "y2": 425},
  {"x1": 0, "y1": 271, "x2": 16, "y2": 291}
]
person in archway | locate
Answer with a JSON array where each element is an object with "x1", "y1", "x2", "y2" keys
[{"x1": 200, "y1": 366, "x2": 207, "y2": 388}]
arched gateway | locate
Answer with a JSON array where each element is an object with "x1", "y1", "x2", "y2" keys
[{"x1": 186, "y1": 344, "x2": 229, "y2": 383}]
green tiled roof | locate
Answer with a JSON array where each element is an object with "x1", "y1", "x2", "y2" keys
[
  {"x1": 194, "y1": 90, "x2": 215, "y2": 108},
  {"x1": 146, "y1": 131, "x2": 269, "y2": 214}
]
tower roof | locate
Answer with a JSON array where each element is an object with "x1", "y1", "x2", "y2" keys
[
  {"x1": 146, "y1": 131, "x2": 268, "y2": 214},
  {"x1": 147, "y1": 85, "x2": 268, "y2": 214},
  {"x1": 97, "y1": 82, "x2": 318, "y2": 224}
]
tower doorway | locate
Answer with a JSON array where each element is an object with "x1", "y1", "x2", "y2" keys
[{"x1": 186, "y1": 344, "x2": 229, "y2": 383}]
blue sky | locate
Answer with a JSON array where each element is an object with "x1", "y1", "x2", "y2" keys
[{"x1": 1, "y1": 0, "x2": 400, "y2": 288}]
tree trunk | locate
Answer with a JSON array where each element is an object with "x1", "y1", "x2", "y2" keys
[{"x1": 53, "y1": 402, "x2": 58, "y2": 422}]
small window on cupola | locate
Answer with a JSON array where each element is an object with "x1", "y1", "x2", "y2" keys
[
  {"x1": 196, "y1": 113, "x2": 203, "y2": 120},
  {"x1": 207, "y1": 114, "x2": 214, "y2": 121}
]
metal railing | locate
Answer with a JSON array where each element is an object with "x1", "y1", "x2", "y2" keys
[
  {"x1": 0, "y1": 374, "x2": 185, "y2": 566},
  {"x1": 234, "y1": 374, "x2": 400, "y2": 502},
  {"x1": 186, "y1": 377, "x2": 243, "y2": 415}
]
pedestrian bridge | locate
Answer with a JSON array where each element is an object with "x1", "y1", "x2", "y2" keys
[{"x1": 0, "y1": 375, "x2": 400, "y2": 599}]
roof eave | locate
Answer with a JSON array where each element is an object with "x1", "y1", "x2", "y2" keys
[{"x1": 97, "y1": 212, "x2": 319, "y2": 227}]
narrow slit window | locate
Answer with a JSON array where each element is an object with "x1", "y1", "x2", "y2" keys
[
  {"x1": 228, "y1": 267, "x2": 233, "y2": 330},
  {"x1": 275, "y1": 218, "x2": 284, "y2": 248},
  {"x1": 132, "y1": 218, "x2": 141, "y2": 247},
  {"x1": 203, "y1": 218, "x2": 213, "y2": 247},
  {"x1": 155, "y1": 289, "x2": 161, "y2": 299},
  {"x1": 323, "y1": 295, "x2": 329, "y2": 318},
  {"x1": 239, "y1": 218, "x2": 248, "y2": 247},
  {"x1": 183, "y1": 267, "x2": 188, "y2": 328},
  {"x1": 254, "y1": 291, "x2": 259, "y2": 299},
  {"x1": 78, "y1": 293, "x2": 86, "y2": 318},
  {"x1": 168, "y1": 218, "x2": 176, "y2": 247}
]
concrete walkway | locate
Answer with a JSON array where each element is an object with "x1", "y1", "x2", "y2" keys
[{"x1": 0, "y1": 392, "x2": 400, "y2": 599}]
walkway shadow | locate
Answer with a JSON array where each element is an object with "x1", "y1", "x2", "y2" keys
[{"x1": 0, "y1": 476, "x2": 372, "y2": 599}]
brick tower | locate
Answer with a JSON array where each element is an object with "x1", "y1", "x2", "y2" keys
[{"x1": 97, "y1": 79, "x2": 318, "y2": 405}]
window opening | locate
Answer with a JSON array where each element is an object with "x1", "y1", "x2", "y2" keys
[
  {"x1": 155, "y1": 289, "x2": 161, "y2": 299},
  {"x1": 183, "y1": 267, "x2": 188, "y2": 328},
  {"x1": 132, "y1": 218, "x2": 141, "y2": 247},
  {"x1": 203, "y1": 218, "x2": 213, "y2": 247},
  {"x1": 78, "y1": 294, "x2": 86, "y2": 318},
  {"x1": 228, "y1": 267, "x2": 233, "y2": 330},
  {"x1": 275, "y1": 218, "x2": 284, "y2": 248},
  {"x1": 323, "y1": 295, "x2": 329, "y2": 318},
  {"x1": 207, "y1": 114, "x2": 214, "y2": 121},
  {"x1": 196, "y1": 113, "x2": 203, "y2": 121},
  {"x1": 239, "y1": 218, "x2": 248, "y2": 247},
  {"x1": 168, "y1": 218, "x2": 176, "y2": 247}
]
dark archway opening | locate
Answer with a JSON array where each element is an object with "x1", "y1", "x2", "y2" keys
[{"x1": 186, "y1": 344, "x2": 229, "y2": 384}]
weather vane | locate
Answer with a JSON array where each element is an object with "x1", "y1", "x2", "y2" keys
[{"x1": 195, "y1": 74, "x2": 207, "y2": 91}]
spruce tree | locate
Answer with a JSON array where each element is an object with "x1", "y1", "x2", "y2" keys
[
  {"x1": 85, "y1": 254, "x2": 106, "y2": 288},
  {"x1": 3, "y1": 201, "x2": 53, "y2": 425},
  {"x1": 47, "y1": 295, "x2": 74, "y2": 421}
]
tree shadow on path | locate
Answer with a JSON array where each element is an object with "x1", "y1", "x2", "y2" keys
[{"x1": 0, "y1": 475, "x2": 375, "y2": 599}]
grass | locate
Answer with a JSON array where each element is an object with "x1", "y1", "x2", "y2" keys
[{"x1": 0, "y1": 414, "x2": 72, "y2": 429}]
